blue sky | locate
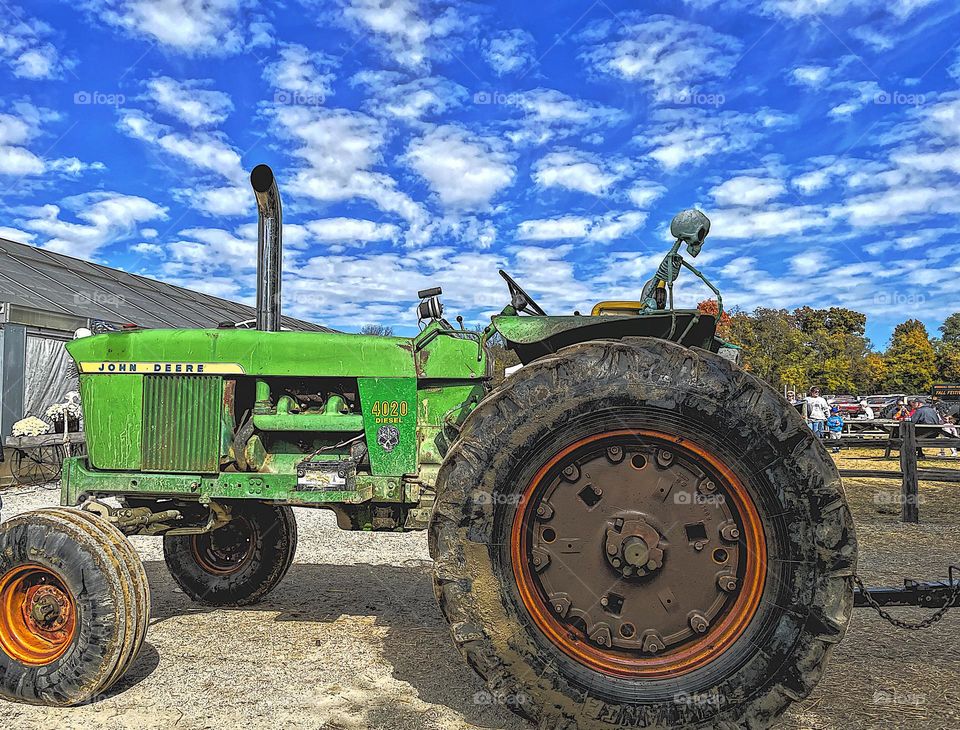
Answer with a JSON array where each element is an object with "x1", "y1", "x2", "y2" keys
[{"x1": 1, "y1": 0, "x2": 959, "y2": 346}]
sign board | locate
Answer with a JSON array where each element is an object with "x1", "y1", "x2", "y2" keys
[{"x1": 932, "y1": 383, "x2": 960, "y2": 400}]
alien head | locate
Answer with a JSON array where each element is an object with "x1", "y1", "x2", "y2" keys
[{"x1": 670, "y1": 209, "x2": 711, "y2": 257}]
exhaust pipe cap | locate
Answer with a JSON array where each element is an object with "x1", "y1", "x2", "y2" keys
[{"x1": 251, "y1": 163, "x2": 275, "y2": 194}]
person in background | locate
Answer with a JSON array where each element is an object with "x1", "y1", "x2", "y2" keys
[
  {"x1": 859, "y1": 400, "x2": 874, "y2": 419},
  {"x1": 939, "y1": 415, "x2": 959, "y2": 457},
  {"x1": 803, "y1": 386, "x2": 830, "y2": 439},
  {"x1": 910, "y1": 398, "x2": 942, "y2": 459},
  {"x1": 893, "y1": 401, "x2": 910, "y2": 420},
  {"x1": 826, "y1": 407, "x2": 844, "y2": 453},
  {"x1": 939, "y1": 415, "x2": 958, "y2": 458}
]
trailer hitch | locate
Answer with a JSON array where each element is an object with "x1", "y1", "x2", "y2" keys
[{"x1": 853, "y1": 566, "x2": 960, "y2": 629}]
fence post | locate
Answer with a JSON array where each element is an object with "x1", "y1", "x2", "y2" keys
[{"x1": 900, "y1": 421, "x2": 919, "y2": 523}]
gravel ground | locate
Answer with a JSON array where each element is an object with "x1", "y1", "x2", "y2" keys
[{"x1": 0, "y1": 447, "x2": 958, "y2": 729}]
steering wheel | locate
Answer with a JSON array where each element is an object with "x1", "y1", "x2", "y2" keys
[{"x1": 499, "y1": 269, "x2": 547, "y2": 316}]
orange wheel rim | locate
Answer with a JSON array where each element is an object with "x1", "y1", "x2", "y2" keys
[
  {"x1": 510, "y1": 429, "x2": 767, "y2": 678},
  {"x1": 0, "y1": 564, "x2": 77, "y2": 666}
]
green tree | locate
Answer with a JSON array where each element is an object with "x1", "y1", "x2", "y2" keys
[
  {"x1": 935, "y1": 343, "x2": 960, "y2": 382},
  {"x1": 883, "y1": 319, "x2": 937, "y2": 392},
  {"x1": 727, "y1": 308, "x2": 809, "y2": 388},
  {"x1": 940, "y1": 312, "x2": 960, "y2": 345}
]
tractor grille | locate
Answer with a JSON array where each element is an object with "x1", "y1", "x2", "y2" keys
[{"x1": 142, "y1": 375, "x2": 222, "y2": 473}]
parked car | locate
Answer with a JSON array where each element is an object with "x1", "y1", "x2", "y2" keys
[{"x1": 828, "y1": 395, "x2": 862, "y2": 417}]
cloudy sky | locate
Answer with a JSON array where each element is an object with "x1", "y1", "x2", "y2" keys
[{"x1": 1, "y1": 0, "x2": 959, "y2": 345}]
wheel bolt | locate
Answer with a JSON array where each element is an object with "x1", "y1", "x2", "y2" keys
[
  {"x1": 600, "y1": 597, "x2": 608, "y2": 607},
  {"x1": 701, "y1": 480, "x2": 717, "y2": 494},
  {"x1": 656, "y1": 449, "x2": 674, "y2": 467},
  {"x1": 718, "y1": 575, "x2": 737, "y2": 592},
  {"x1": 689, "y1": 612, "x2": 709, "y2": 634}
]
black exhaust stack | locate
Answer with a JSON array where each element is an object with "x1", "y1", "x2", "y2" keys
[{"x1": 250, "y1": 164, "x2": 282, "y2": 332}]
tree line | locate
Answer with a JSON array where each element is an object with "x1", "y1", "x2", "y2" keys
[{"x1": 701, "y1": 301, "x2": 960, "y2": 394}]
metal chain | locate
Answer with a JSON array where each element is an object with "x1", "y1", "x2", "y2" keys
[{"x1": 854, "y1": 574, "x2": 960, "y2": 630}]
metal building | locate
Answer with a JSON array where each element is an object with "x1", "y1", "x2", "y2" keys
[{"x1": 0, "y1": 236, "x2": 329, "y2": 443}]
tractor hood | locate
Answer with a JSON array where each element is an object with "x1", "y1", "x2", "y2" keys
[{"x1": 66, "y1": 328, "x2": 418, "y2": 378}]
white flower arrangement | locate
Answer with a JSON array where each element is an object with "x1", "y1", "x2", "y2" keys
[{"x1": 12, "y1": 417, "x2": 51, "y2": 437}]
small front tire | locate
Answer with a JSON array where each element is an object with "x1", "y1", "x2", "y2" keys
[{"x1": 163, "y1": 502, "x2": 297, "y2": 607}]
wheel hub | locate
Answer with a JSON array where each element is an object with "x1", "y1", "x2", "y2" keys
[
  {"x1": 0, "y1": 565, "x2": 77, "y2": 666},
  {"x1": 513, "y1": 430, "x2": 767, "y2": 678},
  {"x1": 604, "y1": 518, "x2": 664, "y2": 578}
]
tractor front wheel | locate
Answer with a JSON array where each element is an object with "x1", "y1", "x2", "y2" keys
[
  {"x1": 431, "y1": 338, "x2": 857, "y2": 729},
  {"x1": 163, "y1": 502, "x2": 297, "y2": 607},
  {"x1": 0, "y1": 508, "x2": 149, "y2": 706}
]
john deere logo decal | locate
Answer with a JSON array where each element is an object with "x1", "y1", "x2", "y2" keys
[{"x1": 376, "y1": 425, "x2": 400, "y2": 452}]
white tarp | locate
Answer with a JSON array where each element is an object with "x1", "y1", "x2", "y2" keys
[{"x1": 23, "y1": 336, "x2": 77, "y2": 418}]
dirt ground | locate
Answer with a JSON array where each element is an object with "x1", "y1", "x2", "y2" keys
[{"x1": 0, "y1": 447, "x2": 958, "y2": 729}]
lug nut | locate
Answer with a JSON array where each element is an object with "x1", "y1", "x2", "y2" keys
[
  {"x1": 701, "y1": 480, "x2": 717, "y2": 494},
  {"x1": 656, "y1": 449, "x2": 674, "y2": 467},
  {"x1": 720, "y1": 524, "x2": 740, "y2": 541},
  {"x1": 718, "y1": 575, "x2": 738, "y2": 593},
  {"x1": 689, "y1": 612, "x2": 710, "y2": 634}
]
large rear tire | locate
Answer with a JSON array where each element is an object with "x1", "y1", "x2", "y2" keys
[
  {"x1": 0, "y1": 508, "x2": 149, "y2": 706},
  {"x1": 163, "y1": 502, "x2": 297, "y2": 607},
  {"x1": 431, "y1": 338, "x2": 857, "y2": 729}
]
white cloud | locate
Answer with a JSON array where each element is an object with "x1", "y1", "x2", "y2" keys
[
  {"x1": 790, "y1": 65, "x2": 831, "y2": 88},
  {"x1": 516, "y1": 211, "x2": 647, "y2": 242},
  {"x1": 22, "y1": 192, "x2": 168, "y2": 258},
  {"x1": 0, "y1": 103, "x2": 101, "y2": 178},
  {"x1": 145, "y1": 77, "x2": 234, "y2": 127},
  {"x1": 639, "y1": 108, "x2": 793, "y2": 170},
  {"x1": 86, "y1": 0, "x2": 255, "y2": 55},
  {"x1": 626, "y1": 181, "x2": 667, "y2": 208},
  {"x1": 305, "y1": 218, "x2": 401, "y2": 244},
  {"x1": 706, "y1": 205, "x2": 833, "y2": 239},
  {"x1": 270, "y1": 105, "x2": 430, "y2": 241},
  {"x1": 339, "y1": 0, "x2": 473, "y2": 69},
  {"x1": 789, "y1": 250, "x2": 828, "y2": 275},
  {"x1": 0, "y1": 8, "x2": 63, "y2": 79},
  {"x1": 264, "y1": 45, "x2": 336, "y2": 100},
  {"x1": 531, "y1": 149, "x2": 625, "y2": 196},
  {"x1": 580, "y1": 14, "x2": 741, "y2": 102},
  {"x1": 117, "y1": 109, "x2": 245, "y2": 181},
  {"x1": 352, "y1": 71, "x2": 467, "y2": 120},
  {"x1": 710, "y1": 175, "x2": 786, "y2": 207},
  {"x1": 507, "y1": 88, "x2": 626, "y2": 145},
  {"x1": 405, "y1": 124, "x2": 515, "y2": 211},
  {"x1": 481, "y1": 29, "x2": 535, "y2": 76},
  {"x1": 0, "y1": 226, "x2": 35, "y2": 243}
]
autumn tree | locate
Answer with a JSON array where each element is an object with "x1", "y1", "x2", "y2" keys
[
  {"x1": 696, "y1": 299, "x2": 731, "y2": 339},
  {"x1": 883, "y1": 319, "x2": 937, "y2": 392},
  {"x1": 727, "y1": 308, "x2": 808, "y2": 388},
  {"x1": 940, "y1": 312, "x2": 960, "y2": 345}
]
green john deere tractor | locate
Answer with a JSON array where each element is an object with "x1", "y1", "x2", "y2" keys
[{"x1": 0, "y1": 165, "x2": 858, "y2": 728}]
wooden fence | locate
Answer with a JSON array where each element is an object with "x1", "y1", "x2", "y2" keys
[{"x1": 836, "y1": 421, "x2": 960, "y2": 523}]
